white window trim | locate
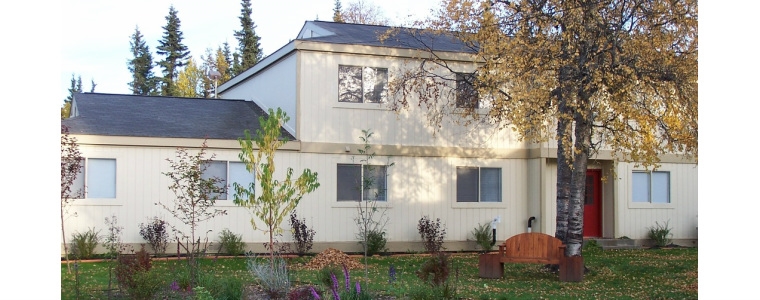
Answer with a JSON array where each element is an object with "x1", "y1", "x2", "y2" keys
[
  {"x1": 333, "y1": 162, "x2": 392, "y2": 208},
  {"x1": 337, "y1": 64, "x2": 390, "y2": 106},
  {"x1": 72, "y1": 157, "x2": 122, "y2": 206},
  {"x1": 208, "y1": 160, "x2": 255, "y2": 207},
  {"x1": 452, "y1": 166, "x2": 506, "y2": 209},
  {"x1": 628, "y1": 170, "x2": 675, "y2": 209}
]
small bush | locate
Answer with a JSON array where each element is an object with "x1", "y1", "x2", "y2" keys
[
  {"x1": 115, "y1": 245, "x2": 158, "y2": 299},
  {"x1": 198, "y1": 273, "x2": 243, "y2": 300},
  {"x1": 471, "y1": 223, "x2": 493, "y2": 252},
  {"x1": 364, "y1": 229, "x2": 387, "y2": 256},
  {"x1": 290, "y1": 211, "x2": 316, "y2": 256},
  {"x1": 318, "y1": 265, "x2": 343, "y2": 289},
  {"x1": 247, "y1": 253, "x2": 290, "y2": 299},
  {"x1": 418, "y1": 216, "x2": 446, "y2": 254},
  {"x1": 70, "y1": 227, "x2": 101, "y2": 259},
  {"x1": 217, "y1": 228, "x2": 245, "y2": 256},
  {"x1": 138, "y1": 217, "x2": 169, "y2": 256},
  {"x1": 416, "y1": 252, "x2": 451, "y2": 287},
  {"x1": 648, "y1": 220, "x2": 673, "y2": 247}
]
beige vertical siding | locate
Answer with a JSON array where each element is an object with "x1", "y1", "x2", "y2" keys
[
  {"x1": 296, "y1": 50, "x2": 530, "y2": 150},
  {"x1": 66, "y1": 142, "x2": 535, "y2": 252},
  {"x1": 614, "y1": 162, "x2": 698, "y2": 240}
]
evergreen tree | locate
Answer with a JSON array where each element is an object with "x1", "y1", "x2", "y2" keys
[
  {"x1": 127, "y1": 26, "x2": 157, "y2": 95},
  {"x1": 233, "y1": 0, "x2": 263, "y2": 74},
  {"x1": 157, "y1": 5, "x2": 191, "y2": 96},
  {"x1": 61, "y1": 74, "x2": 82, "y2": 119},
  {"x1": 333, "y1": 0, "x2": 345, "y2": 22},
  {"x1": 89, "y1": 79, "x2": 97, "y2": 93}
]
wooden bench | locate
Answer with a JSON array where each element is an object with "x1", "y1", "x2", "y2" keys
[{"x1": 478, "y1": 232, "x2": 583, "y2": 282}]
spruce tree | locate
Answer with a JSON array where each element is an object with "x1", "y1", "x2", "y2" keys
[
  {"x1": 157, "y1": 5, "x2": 191, "y2": 96},
  {"x1": 127, "y1": 26, "x2": 157, "y2": 95},
  {"x1": 61, "y1": 74, "x2": 82, "y2": 119},
  {"x1": 233, "y1": 0, "x2": 262, "y2": 74},
  {"x1": 333, "y1": 0, "x2": 344, "y2": 22}
]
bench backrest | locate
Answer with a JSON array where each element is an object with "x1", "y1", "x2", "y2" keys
[{"x1": 499, "y1": 233, "x2": 566, "y2": 264}]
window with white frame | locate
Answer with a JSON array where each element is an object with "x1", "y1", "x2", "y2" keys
[
  {"x1": 202, "y1": 161, "x2": 254, "y2": 200},
  {"x1": 71, "y1": 158, "x2": 117, "y2": 199},
  {"x1": 336, "y1": 164, "x2": 387, "y2": 201},
  {"x1": 456, "y1": 167, "x2": 501, "y2": 202},
  {"x1": 632, "y1": 171, "x2": 670, "y2": 203},
  {"x1": 338, "y1": 65, "x2": 388, "y2": 103}
]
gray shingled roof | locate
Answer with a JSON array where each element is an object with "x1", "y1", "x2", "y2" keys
[
  {"x1": 62, "y1": 93, "x2": 294, "y2": 140},
  {"x1": 300, "y1": 21, "x2": 478, "y2": 53}
]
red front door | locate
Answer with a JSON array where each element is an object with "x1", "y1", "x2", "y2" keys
[{"x1": 584, "y1": 169, "x2": 602, "y2": 237}]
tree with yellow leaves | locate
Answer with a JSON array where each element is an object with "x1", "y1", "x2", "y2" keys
[
  {"x1": 176, "y1": 57, "x2": 205, "y2": 98},
  {"x1": 390, "y1": 0, "x2": 697, "y2": 258}
]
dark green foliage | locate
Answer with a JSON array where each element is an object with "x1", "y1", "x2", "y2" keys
[
  {"x1": 128, "y1": 26, "x2": 157, "y2": 95},
  {"x1": 139, "y1": 217, "x2": 169, "y2": 256},
  {"x1": 365, "y1": 229, "x2": 387, "y2": 256},
  {"x1": 318, "y1": 265, "x2": 343, "y2": 289},
  {"x1": 233, "y1": 0, "x2": 262, "y2": 74},
  {"x1": 156, "y1": 5, "x2": 190, "y2": 96},
  {"x1": 290, "y1": 211, "x2": 316, "y2": 256},
  {"x1": 70, "y1": 227, "x2": 100, "y2": 259},
  {"x1": 417, "y1": 216, "x2": 446, "y2": 254},
  {"x1": 648, "y1": 220, "x2": 673, "y2": 247},
  {"x1": 198, "y1": 273, "x2": 244, "y2": 300},
  {"x1": 471, "y1": 223, "x2": 493, "y2": 252},
  {"x1": 217, "y1": 228, "x2": 245, "y2": 256}
]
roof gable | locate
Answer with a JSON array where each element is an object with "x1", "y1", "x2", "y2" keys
[
  {"x1": 297, "y1": 21, "x2": 477, "y2": 53},
  {"x1": 62, "y1": 93, "x2": 294, "y2": 141}
]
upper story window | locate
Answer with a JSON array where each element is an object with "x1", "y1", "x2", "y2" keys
[
  {"x1": 632, "y1": 171, "x2": 670, "y2": 203},
  {"x1": 202, "y1": 161, "x2": 254, "y2": 200},
  {"x1": 337, "y1": 164, "x2": 388, "y2": 201},
  {"x1": 72, "y1": 158, "x2": 117, "y2": 199},
  {"x1": 338, "y1": 65, "x2": 388, "y2": 103},
  {"x1": 456, "y1": 166, "x2": 501, "y2": 202},
  {"x1": 456, "y1": 73, "x2": 479, "y2": 108}
]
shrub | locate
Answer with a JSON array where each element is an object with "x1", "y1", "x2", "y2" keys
[
  {"x1": 290, "y1": 211, "x2": 316, "y2": 256},
  {"x1": 418, "y1": 216, "x2": 446, "y2": 254},
  {"x1": 217, "y1": 228, "x2": 245, "y2": 256},
  {"x1": 198, "y1": 273, "x2": 243, "y2": 300},
  {"x1": 416, "y1": 252, "x2": 451, "y2": 287},
  {"x1": 648, "y1": 220, "x2": 673, "y2": 247},
  {"x1": 318, "y1": 264, "x2": 343, "y2": 289},
  {"x1": 364, "y1": 229, "x2": 387, "y2": 256},
  {"x1": 471, "y1": 223, "x2": 493, "y2": 252},
  {"x1": 115, "y1": 245, "x2": 158, "y2": 299},
  {"x1": 138, "y1": 217, "x2": 169, "y2": 256},
  {"x1": 70, "y1": 227, "x2": 101, "y2": 259},
  {"x1": 247, "y1": 253, "x2": 290, "y2": 299}
]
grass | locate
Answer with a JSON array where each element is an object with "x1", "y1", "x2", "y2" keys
[{"x1": 61, "y1": 246, "x2": 697, "y2": 299}]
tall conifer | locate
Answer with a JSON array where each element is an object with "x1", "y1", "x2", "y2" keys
[
  {"x1": 157, "y1": 5, "x2": 190, "y2": 96},
  {"x1": 127, "y1": 26, "x2": 157, "y2": 95},
  {"x1": 233, "y1": 0, "x2": 262, "y2": 74}
]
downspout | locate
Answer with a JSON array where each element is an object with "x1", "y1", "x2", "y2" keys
[
  {"x1": 490, "y1": 216, "x2": 501, "y2": 246},
  {"x1": 528, "y1": 216, "x2": 536, "y2": 233}
]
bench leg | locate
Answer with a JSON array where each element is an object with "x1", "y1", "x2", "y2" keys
[
  {"x1": 559, "y1": 255, "x2": 584, "y2": 282},
  {"x1": 478, "y1": 254, "x2": 504, "y2": 279}
]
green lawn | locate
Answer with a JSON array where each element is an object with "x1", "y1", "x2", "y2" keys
[{"x1": 61, "y1": 246, "x2": 697, "y2": 299}]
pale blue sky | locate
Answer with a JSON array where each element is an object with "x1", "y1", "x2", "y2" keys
[{"x1": 59, "y1": 0, "x2": 442, "y2": 103}]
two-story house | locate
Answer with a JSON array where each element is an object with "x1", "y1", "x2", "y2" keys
[{"x1": 62, "y1": 21, "x2": 698, "y2": 255}]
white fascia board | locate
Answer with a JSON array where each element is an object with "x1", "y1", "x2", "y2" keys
[{"x1": 218, "y1": 41, "x2": 296, "y2": 94}]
